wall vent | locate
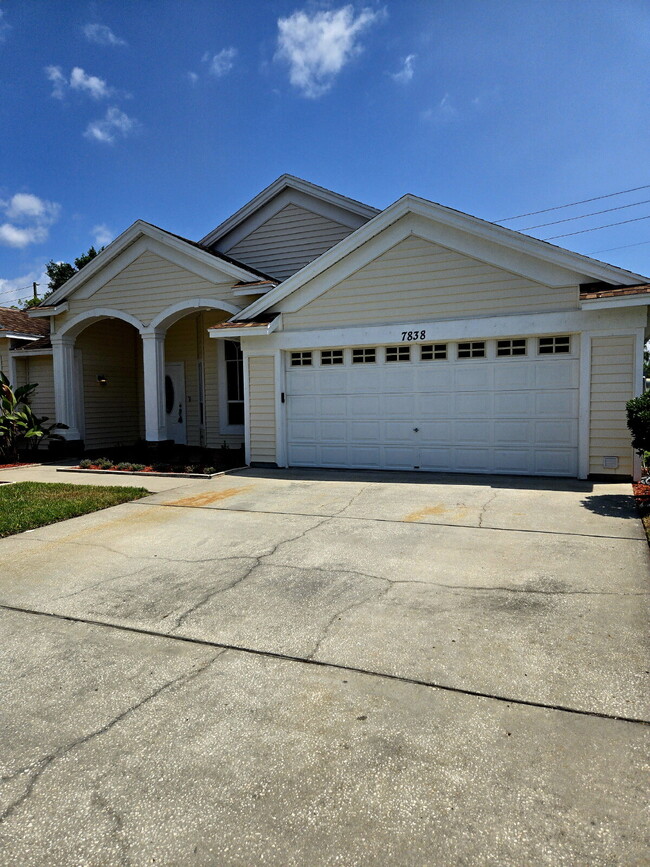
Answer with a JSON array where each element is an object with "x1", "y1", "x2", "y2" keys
[{"x1": 602, "y1": 456, "x2": 619, "y2": 469}]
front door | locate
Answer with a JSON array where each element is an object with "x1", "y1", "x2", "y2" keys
[{"x1": 165, "y1": 362, "x2": 186, "y2": 444}]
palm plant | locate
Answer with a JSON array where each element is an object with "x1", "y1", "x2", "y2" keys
[{"x1": 0, "y1": 372, "x2": 67, "y2": 463}]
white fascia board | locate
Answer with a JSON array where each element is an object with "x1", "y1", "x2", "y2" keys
[
  {"x1": 208, "y1": 315, "x2": 282, "y2": 340},
  {"x1": 239, "y1": 195, "x2": 649, "y2": 320},
  {"x1": 9, "y1": 347, "x2": 53, "y2": 357},
  {"x1": 580, "y1": 295, "x2": 650, "y2": 310},
  {"x1": 232, "y1": 284, "x2": 275, "y2": 297},
  {"x1": 200, "y1": 175, "x2": 379, "y2": 248},
  {"x1": 0, "y1": 332, "x2": 40, "y2": 341},
  {"x1": 44, "y1": 221, "x2": 262, "y2": 307},
  {"x1": 27, "y1": 302, "x2": 68, "y2": 317},
  {"x1": 240, "y1": 306, "x2": 646, "y2": 352}
]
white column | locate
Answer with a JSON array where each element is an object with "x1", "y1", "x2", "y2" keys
[
  {"x1": 52, "y1": 336, "x2": 81, "y2": 440},
  {"x1": 141, "y1": 331, "x2": 166, "y2": 442}
]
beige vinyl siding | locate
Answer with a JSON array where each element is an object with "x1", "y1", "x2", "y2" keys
[
  {"x1": 22, "y1": 356, "x2": 55, "y2": 423},
  {"x1": 248, "y1": 356, "x2": 276, "y2": 464},
  {"x1": 0, "y1": 338, "x2": 8, "y2": 379},
  {"x1": 224, "y1": 204, "x2": 353, "y2": 281},
  {"x1": 77, "y1": 319, "x2": 143, "y2": 450},
  {"x1": 60, "y1": 251, "x2": 239, "y2": 327},
  {"x1": 589, "y1": 335, "x2": 636, "y2": 476},
  {"x1": 285, "y1": 235, "x2": 578, "y2": 329}
]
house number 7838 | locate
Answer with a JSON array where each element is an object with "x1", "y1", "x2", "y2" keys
[{"x1": 401, "y1": 330, "x2": 426, "y2": 341}]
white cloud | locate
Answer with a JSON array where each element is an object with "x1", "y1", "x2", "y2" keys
[
  {"x1": 391, "y1": 53, "x2": 416, "y2": 83},
  {"x1": 92, "y1": 224, "x2": 113, "y2": 246},
  {"x1": 421, "y1": 93, "x2": 458, "y2": 124},
  {"x1": 0, "y1": 194, "x2": 60, "y2": 249},
  {"x1": 276, "y1": 5, "x2": 385, "y2": 98},
  {"x1": 70, "y1": 66, "x2": 112, "y2": 99},
  {"x1": 83, "y1": 23, "x2": 126, "y2": 47},
  {"x1": 84, "y1": 107, "x2": 139, "y2": 144},
  {"x1": 0, "y1": 8, "x2": 10, "y2": 42},
  {"x1": 45, "y1": 66, "x2": 113, "y2": 99},
  {"x1": 45, "y1": 65, "x2": 67, "y2": 99},
  {"x1": 186, "y1": 71, "x2": 199, "y2": 84},
  {"x1": 203, "y1": 47, "x2": 238, "y2": 78}
]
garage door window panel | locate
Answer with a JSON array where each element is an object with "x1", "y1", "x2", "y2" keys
[
  {"x1": 291, "y1": 351, "x2": 313, "y2": 366},
  {"x1": 386, "y1": 346, "x2": 411, "y2": 362},
  {"x1": 458, "y1": 341, "x2": 486, "y2": 359},
  {"x1": 321, "y1": 349, "x2": 344, "y2": 365},
  {"x1": 497, "y1": 339, "x2": 527, "y2": 357},
  {"x1": 421, "y1": 344, "x2": 447, "y2": 361},
  {"x1": 352, "y1": 348, "x2": 376, "y2": 363},
  {"x1": 538, "y1": 335, "x2": 571, "y2": 354}
]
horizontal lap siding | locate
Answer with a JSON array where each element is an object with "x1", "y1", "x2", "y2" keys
[
  {"x1": 0, "y1": 339, "x2": 8, "y2": 379},
  {"x1": 225, "y1": 204, "x2": 352, "y2": 281},
  {"x1": 23, "y1": 357, "x2": 55, "y2": 424},
  {"x1": 77, "y1": 320, "x2": 142, "y2": 450},
  {"x1": 285, "y1": 235, "x2": 577, "y2": 329},
  {"x1": 61, "y1": 251, "x2": 237, "y2": 326},
  {"x1": 248, "y1": 356, "x2": 276, "y2": 463},
  {"x1": 589, "y1": 335, "x2": 636, "y2": 476}
]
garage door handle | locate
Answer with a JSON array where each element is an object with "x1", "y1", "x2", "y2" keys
[{"x1": 413, "y1": 427, "x2": 419, "y2": 432}]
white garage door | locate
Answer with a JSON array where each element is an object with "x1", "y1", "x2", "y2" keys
[{"x1": 285, "y1": 338, "x2": 579, "y2": 476}]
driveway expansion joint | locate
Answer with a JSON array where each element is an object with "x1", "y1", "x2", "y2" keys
[
  {"x1": 135, "y1": 501, "x2": 646, "y2": 542},
  {"x1": 1, "y1": 602, "x2": 647, "y2": 728}
]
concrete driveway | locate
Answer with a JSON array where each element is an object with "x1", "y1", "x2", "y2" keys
[{"x1": 0, "y1": 468, "x2": 648, "y2": 865}]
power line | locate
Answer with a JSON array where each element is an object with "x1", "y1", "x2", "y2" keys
[
  {"x1": 495, "y1": 183, "x2": 650, "y2": 223},
  {"x1": 520, "y1": 197, "x2": 650, "y2": 230},
  {"x1": 591, "y1": 239, "x2": 650, "y2": 254},
  {"x1": 541, "y1": 213, "x2": 650, "y2": 240}
]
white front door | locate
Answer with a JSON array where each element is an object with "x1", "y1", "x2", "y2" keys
[{"x1": 165, "y1": 362, "x2": 186, "y2": 444}]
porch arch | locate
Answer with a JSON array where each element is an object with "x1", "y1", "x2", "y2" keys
[
  {"x1": 146, "y1": 298, "x2": 241, "y2": 333},
  {"x1": 57, "y1": 308, "x2": 146, "y2": 340}
]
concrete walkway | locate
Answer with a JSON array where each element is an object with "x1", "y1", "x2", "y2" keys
[{"x1": 0, "y1": 468, "x2": 648, "y2": 864}]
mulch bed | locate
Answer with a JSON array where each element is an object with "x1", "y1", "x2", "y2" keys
[
  {"x1": 632, "y1": 481, "x2": 650, "y2": 543},
  {"x1": 0, "y1": 462, "x2": 37, "y2": 470}
]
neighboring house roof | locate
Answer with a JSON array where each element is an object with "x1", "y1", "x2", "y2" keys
[
  {"x1": 10, "y1": 334, "x2": 52, "y2": 352},
  {"x1": 0, "y1": 307, "x2": 50, "y2": 339},
  {"x1": 199, "y1": 174, "x2": 380, "y2": 249},
  {"x1": 580, "y1": 283, "x2": 650, "y2": 300},
  {"x1": 237, "y1": 193, "x2": 650, "y2": 321},
  {"x1": 39, "y1": 220, "x2": 276, "y2": 309}
]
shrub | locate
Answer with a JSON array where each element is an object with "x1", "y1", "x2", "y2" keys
[
  {"x1": 79, "y1": 458, "x2": 93, "y2": 469},
  {"x1": 0, "y1": 372, "x2": 67, "y2": 462},
  {"x1": 116, "y1": 462, "x2": 133, "y2": 471},
  {"x1": 131, "y1": 463, "x2": 145, "y2": 472},
  {"x1": 626, "y1": 392, "x2": 650, "y2": 456},
  {"x1": 203, "y1": 466, "x2": 216, "y2": 475},
  {"x1": 183, "y1": 464, "x2": 196, "y2": 474},
  {"x1": 96, "y1": 457, "x2": 113, "y2": 470}
]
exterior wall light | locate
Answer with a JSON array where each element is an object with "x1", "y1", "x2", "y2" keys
[{"x1": 97, "y1": 374, "x2": 107, "y2": 386}]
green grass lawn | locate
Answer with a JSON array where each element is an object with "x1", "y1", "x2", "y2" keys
[{"x1": 0, "y1": 482, "x2": 150, "y2": 538}]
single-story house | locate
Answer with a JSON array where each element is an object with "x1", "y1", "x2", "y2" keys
[
  {"x1": 0, "y1": 307, "x2": 55, "y2": 425},
  {"x1": 4, "y1": 174, "x2": 648, "y2": 479}
]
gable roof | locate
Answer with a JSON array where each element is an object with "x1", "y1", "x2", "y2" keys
[
  {"x1": 238, "y1": 193, "x2": 650, "y2": 321},
  {"x1": 0, "y1": 307, "x2": 50, "y2": 338},
  {"x1": 41, "y1": 220, "x2": 274, "y2": 308},
  {"x1": 199, "y1": 174, "x2": 380, "y2": 249}
]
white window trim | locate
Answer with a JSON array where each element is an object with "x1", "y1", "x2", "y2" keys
[{"x1": 218, "y1": 338, "x2": 245, "y2": 435}]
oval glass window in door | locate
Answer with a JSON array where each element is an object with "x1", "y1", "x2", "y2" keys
[{"x1": 165, "y1": 375, "x2": 174, "y2": 415}]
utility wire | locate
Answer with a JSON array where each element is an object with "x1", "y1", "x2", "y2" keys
[
  {"x1": 496, "y1": 183, "x2": 650, "y2": 222},
  {"x1": 541, "y1": 214, "x2": 650, "y2": 240},
  {"x1": 521, "y1": 197, "x2": 650, "y2": 230},
  {"x1": 591, "y1": 239, "x2": 650, "y2": 254}
]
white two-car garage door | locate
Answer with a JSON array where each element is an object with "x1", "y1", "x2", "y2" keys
[{"x1": 286, "y1": 337, "x2": 579, "y2": 476}]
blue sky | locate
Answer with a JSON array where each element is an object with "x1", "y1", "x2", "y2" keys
[{"x1": 1, "y1": 0, "x2": 649, "y2": 306}]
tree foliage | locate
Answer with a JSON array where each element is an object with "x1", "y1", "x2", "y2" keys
[
  {"x1": 626, "y1": 391, "x2": 650, "y2": 455},
  {"x1": 18, "y1": 245, "x2": 105, "y2": 309}
]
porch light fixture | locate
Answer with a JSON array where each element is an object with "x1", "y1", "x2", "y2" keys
[{"x1": 97, "y1": 374, "x2": 107, "y2": 386}]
